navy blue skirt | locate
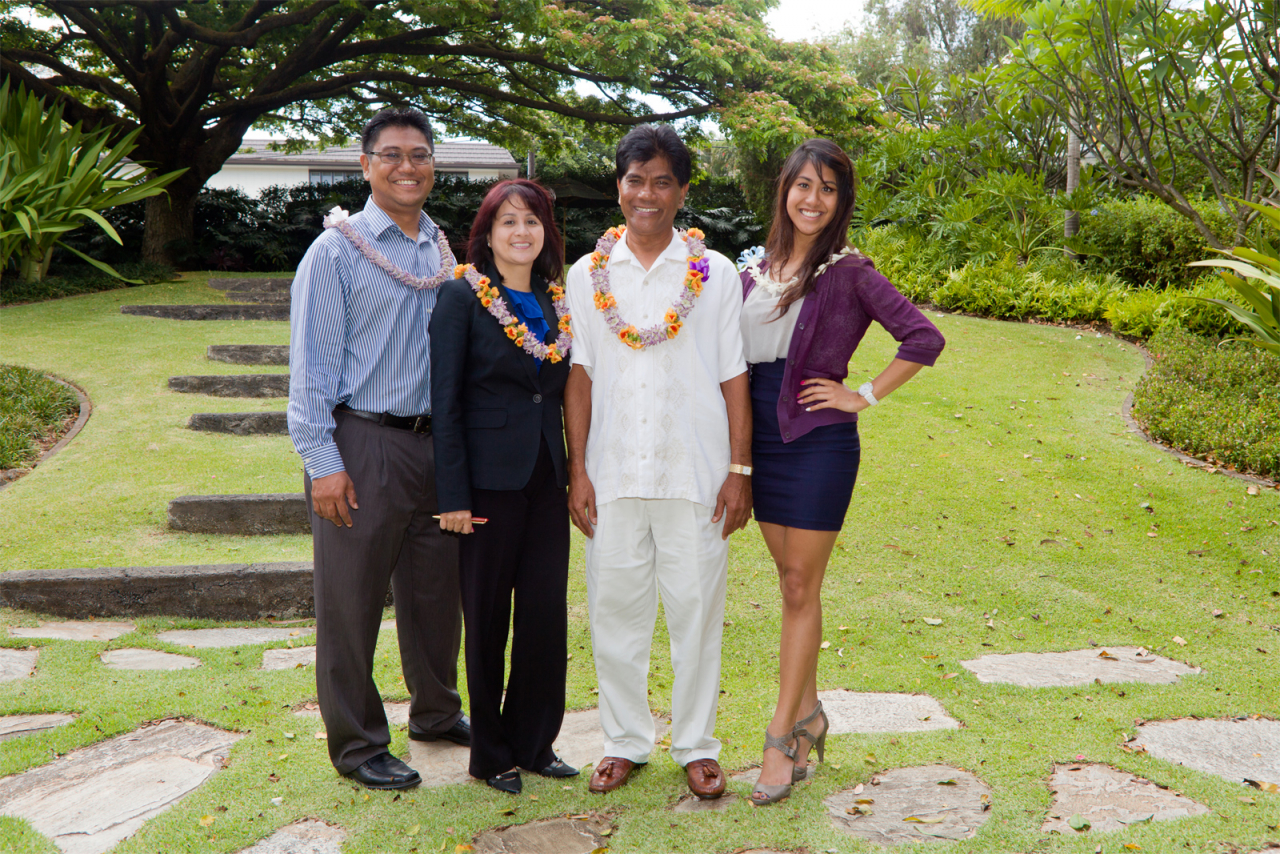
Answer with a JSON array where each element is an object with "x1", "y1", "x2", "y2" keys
[{"x1": 750, "y1": 360, "x2": 860, "y2": 532}]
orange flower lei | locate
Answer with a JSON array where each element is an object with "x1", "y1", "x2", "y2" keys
[
  {"x1": 589, "y1": 225, "x2": 708, "y2": 350},
  {"x1": 456, "y1": 265, "x2": 572, "y2": 363}
]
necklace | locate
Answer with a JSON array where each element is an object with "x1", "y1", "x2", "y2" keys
[
  {"x1": 458, "y1": 265, "x2": 572, "y2": 363},
  {"x1": 590, "y1": 225, "x2": 707, "y2": 350},
  {"x1": 323, "y1": 206, "x2": 456, "y2": 290},
  {"x1": 745, "y1": 246, "x2": 858, "y2": 298}
]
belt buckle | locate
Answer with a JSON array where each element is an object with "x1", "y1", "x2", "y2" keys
[{"x1": 413, "y1": 415, "x2": 429, "y2": 433}]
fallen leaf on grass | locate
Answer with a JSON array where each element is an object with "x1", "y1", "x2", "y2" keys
[
  {"x1": 407, "y1": 824, "x2": 420, "y2": 836},
  {"x1": 1171, "y1": 636, "x2": 1187, "y2": 645},
  {"x1": 1239, "y1": 796, "x2": 1257, "y2": 804},
  {"x1": 937, "y1": 779, "x2": 957, "y2": 785},
  {"x1": 942, "y1": 672, "x2": 958, "y2": 679},
  {"x1": 904, "y1": 815, "x2": 946, "y2": 824},
  {"x1": 1098, "y1": 650, "x2": 1117, "y2": 660},
  {"x1": 456, "y1": 846, "x2": 474, "y2": 853},
  {"x1": 199, "y1": 815, "x2": 215, "y2": 827},
  {"x1": 1068, "y1": 813, "x2": 1091, "y2": 831},
  {"x1": 315, "y1": 731, "x2": 327, "y2": 739},
  {"x1": 856, "y1": 797, "x2": 875, "y2": 804},
  {"x1": 1245, "y1": 779, "x2": 1280, "y2": 793},
  {"x1": 820, "y1": 641, "x2": 831, "y2": 649},
  {"x1": 1123, "y1": 845, "x2": 1141, "y2": 851},
  {"x1": 923, "y1": 617, "x2": 943, "y2": 626}
]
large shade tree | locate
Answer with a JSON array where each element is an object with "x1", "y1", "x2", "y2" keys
[{"x1": 1, "y1": 0, "x2": 876, "y2": 264}]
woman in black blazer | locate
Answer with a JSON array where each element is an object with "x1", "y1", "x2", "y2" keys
[{"x1": 429, "y1": 179, "x2": 575, "y2": 794}]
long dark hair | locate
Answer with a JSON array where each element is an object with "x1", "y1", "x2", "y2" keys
[
  {"x1": 467, "y1": 179, "x2": 564, "y2": 285},
  {"x1": 764, "y1": 139, "x2": 857, "y2": 314}
]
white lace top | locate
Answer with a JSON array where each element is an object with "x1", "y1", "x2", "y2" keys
[{"x1": 741, "y1": 275, "x2": 803, "y2": 364}]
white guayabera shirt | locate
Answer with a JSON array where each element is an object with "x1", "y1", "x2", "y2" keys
[{"x1": 566, "y1": 229, "x2": 746, "y2": 508}]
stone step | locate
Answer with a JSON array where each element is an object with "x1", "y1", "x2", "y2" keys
[
  {"x1": 0, "y1": 562, "x2": 315, "y2": 619},
  {"x1": 187, "y1": 412, "x2": 288, "y2": 434},
  {"x1": 226, "y1": 290, "x2": 290, "y2": 304},
  {"x1": 207, "y1": 344, "x2": 288, "y2": 366},
  {"x1": 168, "y1": 374, "x2": 289, "y2": 398},
  {"x1": 168, "y1": 493, "x2": 309, "y2": 535},
  {"x1": 122, "y1": 304, "x2": 288, "y2": 321},
  {"x1": 208, "y1": 277, "x2": 293, "y2": 292}
]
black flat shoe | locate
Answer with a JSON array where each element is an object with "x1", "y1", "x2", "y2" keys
[
  {"x1": 343, "y1": 753, "x2": 421, "y2": 790},
  {"x1": 408, "y1": 714, "x2": 471, "y2": 746},
  {"x1": 535, "y1": 756, "x2": 580, "y2": 778},
  {"x1": 486, "y1": 769, "x2": 522, "y2": 794}
]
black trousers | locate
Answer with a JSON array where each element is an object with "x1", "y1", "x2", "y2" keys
[
  {"x1": 306, "y1": 409, "x2": 462, "y2": 774},
  {"x1": 460, "y1": 437, "x2": 570, "y2": 779}
]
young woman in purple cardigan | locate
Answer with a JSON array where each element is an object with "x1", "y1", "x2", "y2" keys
[{"x1": 740, "y1": 139, "x2": 946, "y2": 805}]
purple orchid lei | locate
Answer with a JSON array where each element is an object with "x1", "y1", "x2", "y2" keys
[
  {"x1": 323, "y1": 206, "x2": 456, "y2": 290},
  {"x1": 459, "y1": 264, "x2": 572, "y2": 364},
  {"x1": 589, "y1": 225, "x2": 709, "y2": 350}
]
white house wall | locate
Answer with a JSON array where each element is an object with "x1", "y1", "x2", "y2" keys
[{"x1": 206, "y1": 165, "x2": 313, "y2": 196}]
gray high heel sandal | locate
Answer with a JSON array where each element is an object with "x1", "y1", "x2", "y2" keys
[
  {"x1": 750, "y1": 728, "x2": 796, "y2": 806},
  {"x1": 791, "y1": 700, "x2": 829, "y2": 784}
]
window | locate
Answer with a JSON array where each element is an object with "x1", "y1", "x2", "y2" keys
[{"x1": 309, "y1": 169, "x2": 363, "y2": 185}]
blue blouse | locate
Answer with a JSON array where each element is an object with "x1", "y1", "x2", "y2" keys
[{"x1": 504, "y1": 287, "x2": 551, "y2": 365}]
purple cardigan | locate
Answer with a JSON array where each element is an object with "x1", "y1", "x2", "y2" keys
[{"x1": 741, "y1": 253, "x2": 945, "y2": 443}]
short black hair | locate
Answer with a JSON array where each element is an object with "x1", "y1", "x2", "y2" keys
[
  {"x1": 362, "y1": 107, "x2": 434, "y2": 153},
  {"x1": 615, "y1": 124, "x2": 691, "y2": 186}
]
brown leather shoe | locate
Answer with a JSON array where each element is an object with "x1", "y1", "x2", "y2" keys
[
  {"x1": 685, "y1": 758, "x2": 726, "y2": 799},
  {"x1": 588, "y1": 756, "x2": 639, "y2": 793}
]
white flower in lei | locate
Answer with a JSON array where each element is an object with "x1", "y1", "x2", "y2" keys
[
  {"x1": 745, "y1": 246, "x2": 859, "y2": 298},
  {"x1": 322, "y1": 205, "x2": 457, "y2": 290}
]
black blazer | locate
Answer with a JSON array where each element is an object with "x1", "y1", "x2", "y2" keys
[{"x1": 429, "y1": 267, "x2": 570, "y2": 513}]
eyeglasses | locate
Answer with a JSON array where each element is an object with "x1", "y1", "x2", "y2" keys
[{"x1": 367, "y1": 150, "x2": 434, "y2": 166}]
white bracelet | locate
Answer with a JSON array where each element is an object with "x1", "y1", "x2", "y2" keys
[{"x1": 858, "y1": 382, "x2": 879, "y2": 406}]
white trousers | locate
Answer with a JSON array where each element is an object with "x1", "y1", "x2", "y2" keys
[{"x1": 585, "y1": 497, "x2": 729, "y2": 766}]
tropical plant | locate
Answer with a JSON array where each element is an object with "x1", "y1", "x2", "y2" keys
[
  {"x1": 0, "y1": 80, "x2": 183, "y2": 284},
  {"x1": 1188, "y1": 171, "x2": 1280, "y2": 355}
]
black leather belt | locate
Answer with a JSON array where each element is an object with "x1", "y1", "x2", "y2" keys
[{"x1": 336, "y1": 403, "x2": 431, "y2": 434}]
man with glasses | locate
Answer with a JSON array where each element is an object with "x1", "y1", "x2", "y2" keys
[{"x1": 288, "y1": 107, "x2": 469, "y2": 790}]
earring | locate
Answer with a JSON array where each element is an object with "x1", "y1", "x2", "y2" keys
[{"x1": 487, "y1": 238, "x2": 491, "y2": 247}]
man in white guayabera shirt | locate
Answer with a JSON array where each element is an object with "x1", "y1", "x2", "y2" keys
[{"x1": 564, "y1": 124, "x2": 752, "y2": 800}]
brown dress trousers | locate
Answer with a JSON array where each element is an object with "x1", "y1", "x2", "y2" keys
[{"x1": 305, "y1": 408, "x2": 462, "y2": 773}]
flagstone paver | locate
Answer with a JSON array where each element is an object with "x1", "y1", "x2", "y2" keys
[
  {"x1": 157, "y1": 627, "x2": 313, "y2": 648},
  {"x1": 826, "y1": 764, "x2": 992, "y2": 845},
  {"x1": 819, "y1": 689, "x2": 960, "y2": 733},
  {"x1": 0, "y1": 718, "x2": 243, "y2": 854},
  {"x1": 10, "y1": 620, "x2": 135, "y2": 641},
  {"x1": 101, "y1": 648, "x2": 201, "y2": 671},
  {"x1": 470, "y1": 815, "x2": 613, "y2": 854},
  {"x1": 298, "y1": 704, "x2": 664, "y2": 789},
  {"x1": 1042, "y1": 763, "x2": 1209, "y2": 834},
  {"x1": 672, "y1": 792, "x2": 739, "y2": 812},
  {"x1": 0, "y1": 713, "x2": 76, "y2": 742},
  {"x1": 960, "y1": 646, "x2": 1200, "y2": 687},
  {"x1": 0, "y1": 648, "x2": 39, "y2": 681},
  {"x1": 235, "y1": 820, "x2": 346, "y2": 854},
  {"x1": 262, "y1": 647, "x2": 316, "y2": 670},
  {"x1": 1132, "y1": 718, "x2": 1280, "y2": 786}
]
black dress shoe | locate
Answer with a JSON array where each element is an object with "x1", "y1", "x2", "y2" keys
[
  {"x1": 534, "y1": 756, "x2": 580, "y2": 778},
  {"x1": 344, "y1": 753, "x2": 421, "y2": 790},
  {"x1": 486, "y1": 769, "x2": 522, "y2": 794},
  {"x1": 408, "y1": 714, "x2": 471, "y2": 746}
]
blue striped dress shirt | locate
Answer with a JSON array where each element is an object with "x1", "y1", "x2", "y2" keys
[{"x1": 288, "y1": 198, "x2": 443, "y2": 479}]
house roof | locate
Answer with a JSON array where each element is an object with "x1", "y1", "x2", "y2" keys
[{"x1": 229, "y1": 138, "x2": 518, "y2": 170}]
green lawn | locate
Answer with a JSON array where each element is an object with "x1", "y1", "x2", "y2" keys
[{"x1": 0, "y1": 278, "x2": 1277, "y2": 854}]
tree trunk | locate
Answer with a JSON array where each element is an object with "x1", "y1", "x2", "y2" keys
[
  {"x1": 142, "y1": 187, "x2": 199, "y2": 267},
  {"x1": 1064, "y1": 103, "x2": 1080, "y2": 247}
]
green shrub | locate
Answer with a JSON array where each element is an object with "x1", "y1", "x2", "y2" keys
[
  {"x1": 0, "y1": 261, "x2": 174, "y2": 305},
  {"x1": 930, "y1": 253, "x2": 1126, "y2": 321},
  {"x1": 0, "y1": 365, "x2": 78, "y2": 471},
  {"x1": 1078, "y1": 196, "x2": 1233, "y2": 289},
  {"x1": 1103, "y1": 275, "x2": 1248, "y2": 339},
  {"x1": 1132, "y1": 328, "x2": 1280, "y2": 479},
  {"x1": 855, "y1": 224, "x2": 956, "y2": 302}
]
